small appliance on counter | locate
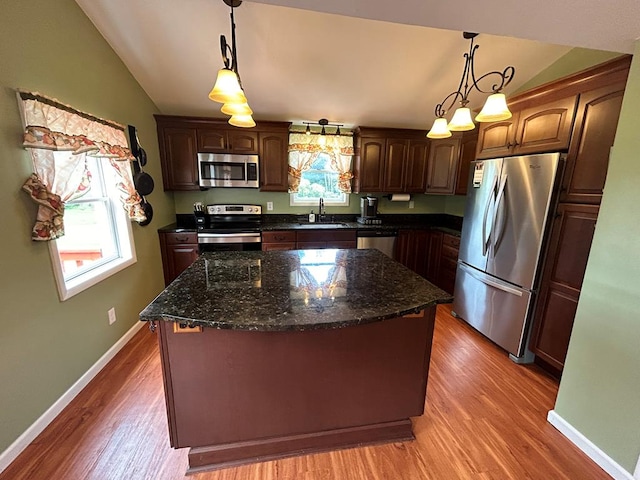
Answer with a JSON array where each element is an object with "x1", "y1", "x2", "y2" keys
[{"x1": 357, "y1": 196, "x2": 382, "y2": 225}]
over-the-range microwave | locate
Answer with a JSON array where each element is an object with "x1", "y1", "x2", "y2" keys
[{"x1": 197, "y1": 153, "x2": 259, "y2": 188}]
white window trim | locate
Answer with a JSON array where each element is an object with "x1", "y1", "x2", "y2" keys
[
  {"x1": 289, "y1": 193, "x2": 349, "y2": 207},
  {"x1": 48, "y1": 215, "x2": 136, "y2": 301}
]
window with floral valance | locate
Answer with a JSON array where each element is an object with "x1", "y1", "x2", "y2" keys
[
  {"x1": 288, "y1": 132, "x2": 354, "y2": 206},
  {"x1": 17, "y1": 90, "x2": 142, "y2": 300}
]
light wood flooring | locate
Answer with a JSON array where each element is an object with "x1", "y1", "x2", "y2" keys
[{"x1": 1, "y1": 305, "x2": 609, "y2": 479}]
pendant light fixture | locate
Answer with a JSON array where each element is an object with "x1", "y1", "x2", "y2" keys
[
  {"x1": 427, "y1": 32, "x2": 515, "y2": 139},
  {"x1": 208, "y1": 0, "x2": 255, "y2": 128}
]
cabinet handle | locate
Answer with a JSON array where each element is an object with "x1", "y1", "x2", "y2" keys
[{"x1": 175, "y1": 236, "x2": 189, "y2": 242}]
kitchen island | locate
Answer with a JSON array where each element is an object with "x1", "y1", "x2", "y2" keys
[{"x1": 140, "y1": 249, "x2": 451, "y2": 473}]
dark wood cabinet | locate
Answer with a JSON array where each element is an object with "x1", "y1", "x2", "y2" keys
[
  {"x1": 355, "y1": 137, "x2": 385, "y2": 192},
  {"x1": 197, "y1": 129, "x2": 258, "y2": 153},
  {"x1": 425, "y1": 230, "x2": 442, "y2": 284},
  {"x1": 159, "y1": 232, "x2": 199, "y2": 286},
  {"x1": 259, "y1": 130, "x2": 290, "y2": 192},
  {"x1": 262, "y1": 229, "x2": 357, "y2": 251},
  {"x1": 353, "y1": 128, "x2": 430, "y2": 194},
  {"x1": 396, "y1": 229, "x2": 431, "y2": 279},
  {"x1": 438, "y1": 233, "x2": 460, "y2": 294},
  {"x1": 426, "y1": 137, "x2": 460, "y2": 194},
  {"x1": 261, "y1": 231, "x2": 296, "y2": 251},
  {"x1": 157, "y1": 126, "x2": 199, "y2": 191},
  {"x1": 563, "y1": 81, "x2": 626, "y2": 204},
  {"x1": 383, "y1": 139, "x2": 409, "y2": 193},
  {"x1": 155, "y1": 115, "x2": 290, "y2": 191},
  {"x1": 405, "y1": 140, "x2": 430, "y2": 193},
  {"x1": 455, "y1": 131, "x2": 478, "y2": 196},
  {"x1": 296, "y1": 230, "x2": 357, "y2": 249},
  {"x1": 476, "y1": 95, "x2": 578, "y2": 159},
  {"x1": 530, "y1": 204, "x2": 599, "y2": 372}
]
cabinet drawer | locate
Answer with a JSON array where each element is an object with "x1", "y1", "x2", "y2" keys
[
  {"x1": 296, "y1": 230, "x2": 356, "y2": 242},
  {"x1": 441, "y1": 245, "x2": 459, "y2": 261},
  {"x1": 164, "y1": 232, "x2": 198, "y2": 245},
  {"x1": 442, "y1": 233, "x2": 460, "y2": 248},
  {"x1": 262, "y1": 242, "x2": 296, "y2": 251},
  {"x1": 262, "y1": 231, "x2": 296, "y2": 243}
]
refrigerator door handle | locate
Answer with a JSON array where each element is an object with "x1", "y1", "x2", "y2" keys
[
  {"x1": 481, "y1": 174, "x2": 499, "y2": 256},
  {"x1": 491, "y1": 173, "x2": 508, "y2": 253},
  {"x1": 458, "y1": 262, "x2": 524, "y2": 297}
]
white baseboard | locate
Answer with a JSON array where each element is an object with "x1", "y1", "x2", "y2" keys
[
  {"x1": 547, "y1": 410, "x2": 635, "y2": 480},
  {"x1": 0, "y1": 321, "x2": 145, "y2": 474}
]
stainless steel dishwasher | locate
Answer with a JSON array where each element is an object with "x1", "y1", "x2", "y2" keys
[{"x1": 356, "y1": 230, "x2": 398, "y2": 259}]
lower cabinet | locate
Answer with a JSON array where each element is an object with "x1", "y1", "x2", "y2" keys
[
  {"x1": 159, "y1": 232, "x2": 199, "y2": 286},
  {"x1": 396, "y1": 229, "x2": 459, "y2": 293},
  {"x1": 262, "y1": 229, "x2": 357, "y2": 251},
  {"x1": 261, "y1": 231, "x2": 296, "y2": 250},
  {"x1": 438, "y1": 233, "x2": 460, "y2": 294},
  {"x1": 529, "y1": 203, "x2": 599, "y2": 374}
]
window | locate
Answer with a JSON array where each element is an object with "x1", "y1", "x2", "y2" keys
[
  {"x1": 48, "y1": 153, "x2": 136, "y2": 300},
  {"x1": 290, "y1": 153, "x2": 349, "y2": 206}
]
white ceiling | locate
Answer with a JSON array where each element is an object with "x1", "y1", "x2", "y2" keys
[{"x1": 75, "y1": 0, "x2": 637, "y2": 131}]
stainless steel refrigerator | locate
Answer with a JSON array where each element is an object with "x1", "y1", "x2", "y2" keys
[{"x1": 452, "y1": 153, "x2": 563, "y2": 361}]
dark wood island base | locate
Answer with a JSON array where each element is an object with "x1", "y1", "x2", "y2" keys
[{"x1": 156, "y1": 309, "x2": 435, "y2": 473}]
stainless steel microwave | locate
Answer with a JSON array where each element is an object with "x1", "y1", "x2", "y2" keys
[{"x1": 197, "y1": 153, "x2": 259, "y2": 188}]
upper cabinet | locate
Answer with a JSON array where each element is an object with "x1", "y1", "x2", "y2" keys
[
  {"x1": 425, "y1": 136, "x2": 460, "y2": 194},
  {"x1": 157, "y1": 126, "x2": 199, "y2": 191},
  {"x1": 353, "y1": 128, "x2": 430, "y2": 194},
  {"x1": 197, "y1": 129, "x2": 258, "y2": 153},
  {"x1": 155, "y1": 115, "x2": 290, "y2": 191},
  {"x1": 454, "y1": 130, "x2": 478, "y2": 196},
  {"x1": 476, "y1": 95, "x2": 578, "y2": 159}
]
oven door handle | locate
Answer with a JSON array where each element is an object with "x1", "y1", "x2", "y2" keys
[{"x1": 198, "y1": 233, "x2": 262, "y2": 244}]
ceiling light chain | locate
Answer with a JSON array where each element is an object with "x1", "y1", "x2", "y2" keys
[
  {"x1": 427, "y1": 32, "x2": 515, "y2": 139},
  {"x1": 208, "y1": 0, "x2": 255, "y2": 128}
]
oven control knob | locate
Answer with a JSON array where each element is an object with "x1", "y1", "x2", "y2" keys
[{"x1": 248, "y1": 208, "x2": 254, "y2": 212}]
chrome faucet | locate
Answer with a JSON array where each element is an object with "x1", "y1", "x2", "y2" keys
[{"x1": 318, "y1": 198, "x2": 325, "y2": 222}]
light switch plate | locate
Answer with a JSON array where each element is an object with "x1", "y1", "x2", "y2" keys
[
  {"x1": 108, "y1": 307, "x2": 116, "y2": 325},
  {"x1": 267, "y1": 202, "x2": 273, "y2": 211},
  {"x1": 409, "y1": 200, "x2": 415, "y2": 209}
]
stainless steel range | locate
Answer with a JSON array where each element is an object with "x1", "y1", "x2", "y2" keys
[{"x1": 194, "y1": 204, "x2": 262, "y2": 252}]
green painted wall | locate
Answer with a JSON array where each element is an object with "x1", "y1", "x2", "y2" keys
[
  {"x1": 514, "y1": 47, "x2": 622, "y2": 95},
  {"x1": 0, "y1": 0, "x2": 174, "y2": 454},
  {"x1": 554, "y1": 42, "x2": 640, "y2": 473},
  {"x1": 173, "y1": 190, "x2": 448, "y2": 215}
]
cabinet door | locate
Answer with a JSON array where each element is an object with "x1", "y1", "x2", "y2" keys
[
  {"x1": 259, "y1": 132, "x2": 289, "y2": 192},
  {"x1": 405, "y1": 139, "x2": 429, "y2": 193},
  {"x1": 530, "y1": 203, "x2": 599, "y2": 372},
  {"x1": 357, "y1": 139, "x2": 385, "y2": 192},
  {"x1": 383, "y1": 139, "x2": 408, "y2": 192},
  {"x1": 426, "y1": 137, "x2": 460, "y2": 194},
  {"x1": 160, "y1": 127, "x2": 199, "y2": 190},
  {"x1": 425, "y1": 230, "x2": 442, "y2": 284},
  {"x1": 476, "y1": 117, "x2": 517, "y2": 159},
  {"x1": 159, "y1": 232, "x2": 199, "y2": 286},
  {"x1": 227, "y1": 131, "x2": 259, "y2": 153},
  {"x1": 197, "y1": 129, "x2": 227, "y2": 152},
  {"x1": 514, "y1": 95, "x2": 578, "y2": 155},
  {"x1": 454, "y1": 131, "x2": 478, "y2": 196},
  {"x1": 563, "y1": 83, "x2": 626, "y2": 204}
]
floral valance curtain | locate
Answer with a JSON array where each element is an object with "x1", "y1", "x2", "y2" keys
[
  {"x1": 18, "y1": 91, "x2": 144, "y2": 241},
  {"x1": 288, "y1": 132, "x2": 354, "y2": 193}
]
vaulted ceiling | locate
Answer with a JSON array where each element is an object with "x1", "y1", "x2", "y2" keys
[{"x1": 75, "y1": 0, "x2": 637, "y2": 131}]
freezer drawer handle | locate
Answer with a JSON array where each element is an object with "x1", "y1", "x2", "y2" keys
[{"x1": 458, "y1": 262, "x2": 523, "y2": 296}]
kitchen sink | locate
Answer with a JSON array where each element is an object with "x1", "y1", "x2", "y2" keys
[{"x1": 296, "y1": 223, "x2": 351, "y2": 229}]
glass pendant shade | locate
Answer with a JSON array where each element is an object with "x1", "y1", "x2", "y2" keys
[
  {"x1": 209, "y1": 68, "x2": 247, "y2": 104},
  {"x1": 448, "y1": 107, "x2": 475, "y2": 131},
  {"x1": 427, "y1": 117, "x2": 452, "y2": 139},
  {"x1": 220, "y1": 101, "x2": 253, "y2": 116},
  {"x1": 228, "y1": 114, "x2": 256, "y2": 128},
  {"x1": 475, "y1": 93, "x2": 512, "y2": 122}
]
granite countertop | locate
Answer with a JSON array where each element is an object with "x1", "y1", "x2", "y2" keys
[
  {"x1": 140, "y1": 249, "x2": 452, "y2": 331},
  {"x1": 161, "y1": 213, "x2": 462, "y2": 236}
]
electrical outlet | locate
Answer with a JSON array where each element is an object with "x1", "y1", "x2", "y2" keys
[
  {"x1": 108, "y1": 307, "x2": 116, "y2": 325},
  {"x1": 409, "y1": 200, "x2": 415, "y2": 209},
  {"x1": 267, "y1": 201, "x2": 273, "y2": 211}
]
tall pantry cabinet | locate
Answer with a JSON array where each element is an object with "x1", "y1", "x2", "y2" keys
[{"x1": 525, "y1": 56, "x2": 631, "y2": 375}]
